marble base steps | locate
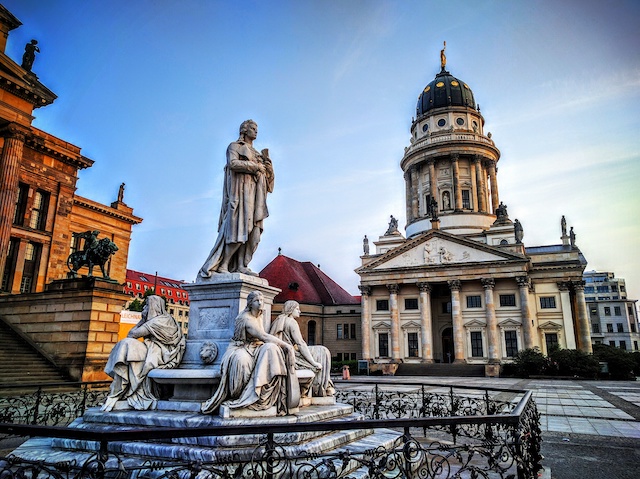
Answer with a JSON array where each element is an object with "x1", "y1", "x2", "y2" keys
[{"x1": 395, "y1": 363, "x2": 486, "y2": 377}]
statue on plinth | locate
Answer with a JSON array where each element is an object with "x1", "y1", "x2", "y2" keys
[
  {"x1": 201, "y1": 291, "x2": 299, "y2": 416},
  {"x1": 570, "y1": 227, "x2": 576, "y2": 247},
  {"x1": 385, "y1": 215, "x2": 400, "y2": 236},
  {"x1": 561, "y1": 215, "x2": 567, "y2": 237},
  {"x1": 21, "y1": 39, "x2": 39, "y2": 71},
  {"x1": 270, "y1": 300, "x2": 335, "y2": 398},
  {"x1": 101, "y1": 295, "x2": 186, "y2": 412},
  {"x1": 67, "y1": 230, "x2": 118, "y2": 279},
  {"x1": 199, "y1": 120, "x2": 274, "y2": 278},
  {"x1": 363, "y1": 235, "x2": 369, "y2": 255},
  {"x1": 514, "y1": 219, "x2": 524, "y2": 244}
]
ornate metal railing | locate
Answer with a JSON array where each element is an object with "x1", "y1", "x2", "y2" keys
[
  {"x1": 0, "y1": 384, "x2": 542, "y2": 479},
  {"x1": 0, "y1": 382, "x2": 110, "y2": 426}
]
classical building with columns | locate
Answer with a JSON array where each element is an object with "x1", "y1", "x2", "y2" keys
[{"x1": 357, "y1": 56, "x2": 591, "y2": 374}]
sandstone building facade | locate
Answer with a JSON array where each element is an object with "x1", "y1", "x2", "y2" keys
[{"x1": 357, "y1": 57, "x2": 591, "y2": 373}]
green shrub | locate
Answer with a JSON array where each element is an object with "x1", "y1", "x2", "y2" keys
[
  {"x1": 509, "y1": 348, "x2": 549, "y2": 378},
  {"x1": 548, "y1": 348, "x2": 599, "y2": 379},
  {"x1": 593, "y1": 344, "x2": 636, "y2": 380}
]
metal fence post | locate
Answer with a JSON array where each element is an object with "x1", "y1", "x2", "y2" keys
[{"x1": 31, "y1": 386, "x2": 42, "y2": 425}]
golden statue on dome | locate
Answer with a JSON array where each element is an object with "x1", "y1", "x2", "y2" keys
[{"x1": 440, "y1": 41, "x2": 447, "y2": 70}]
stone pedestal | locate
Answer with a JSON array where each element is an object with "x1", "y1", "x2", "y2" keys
[
  {"x1": 149, "y1": 273, "x2": 280, "y2": 401},
  {"x1": 0, "y1": 277, "x2": 127, "y2": 381}
]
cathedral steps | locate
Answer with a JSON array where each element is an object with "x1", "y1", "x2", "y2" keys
[{"x1": 395, "y1": 362, "x2": 486, "y2": 377}]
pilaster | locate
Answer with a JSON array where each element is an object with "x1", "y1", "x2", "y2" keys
[
  {"x1": 516, "y1": 276, "x2": 534, "y2": 349},
  {"x1": 410, "y1": 165, "x2": 419, "y2": 220},
  {"x1": 473, "y1": 155, "x2": 487, "y2": 213},
  {"x1": 451, "y1": 154, "x2": 462, "y2": 212},
  {"x1": 487, "y1": 160, "x2": 499, "y2": 213},
  {"x1": 427, "y1": 159, "x2": 437, "y2": 212},
  {"x1": 557, "y1": 282, "x2": 577, "y2": 349},
  {"x1": 573, "y1": 281, "x2": 592, "y2": 353}
]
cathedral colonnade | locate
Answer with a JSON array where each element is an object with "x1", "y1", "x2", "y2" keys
[{"x1": 359, "y1": 275, "x2": 591, "y2": 364}]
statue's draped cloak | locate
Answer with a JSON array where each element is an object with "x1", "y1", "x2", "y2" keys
[{"x1": 200, "y1": 141, "x2": 274, "y2": 276}]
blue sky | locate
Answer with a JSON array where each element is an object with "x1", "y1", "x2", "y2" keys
[{"x1": 4, "y1": 0, "x2": 640, "y2": 302}]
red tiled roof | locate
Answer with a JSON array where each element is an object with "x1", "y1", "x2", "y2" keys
[{"x1": 259, "y1": 254, "x2": 359, "y2": 305}]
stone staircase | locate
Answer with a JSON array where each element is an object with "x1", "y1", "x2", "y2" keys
[
  {"x1": 0, "y1": 319, "x2": 71, "y2": 388},
  {"x1": 395, "y1": 362, "x2": 486, "y2": 377}
]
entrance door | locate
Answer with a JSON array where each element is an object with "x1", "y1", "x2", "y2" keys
[{"x1": 442, "y1": 327, "x2": 454, "y2": 363}]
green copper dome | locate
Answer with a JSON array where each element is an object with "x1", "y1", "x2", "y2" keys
[{"x1": 416, "y1": 69, "x2": 476, "y2": 117}]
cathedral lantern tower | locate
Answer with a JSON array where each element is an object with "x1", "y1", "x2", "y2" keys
[{"x1": 402, "y1": 45, "x2": 501, "y2": 238}]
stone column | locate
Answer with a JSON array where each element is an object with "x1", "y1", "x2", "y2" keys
[
  {"x1": 410, "y1": 165, "x2": 419, "y2": 220},
  {"x1": 558, "y1": 282, "x2": 577, "y2": 349},
  {"x1": 404, "y1": 170, "x2": 412, "y2": 223},
  {"x1": 417, "y1": 282, "x2": 433, "y2": 362},
  {"x1": 573, "y1": 281, "x2": 592, "y2": 353},
  {"x1": 427, "y1": 159, "x2": 437, "y2": 212},
  {"x1": 517, "y1": 276, "x2": 534, "y2": 349},
  {"x1": 469, "y1": 160, "x2": 478, "y2": 212},
  {"x1": 359, "y1": 285, "x2": 372, "y2": 360},
  {"x1": 0, "y1": 124, "x2": 28, "y2": 280},
  {"x1": 482, "y1": 278, "x2": 499, "y2": 362},
  {"x1": 448, "y1": 280, "x2": 465, "y2": 362},
  {"x1": 388, "y1": 284, "x2": 401, "y2": 360},
  {"x1": 451, "y1": 154, "x2": 462, "y2": 212},
  {"x1": 473, "y1": 155, "x2": 487, "y2": 213},
  {"x1": 487, "y1": 160, "x2": 500, "y2": 213}
]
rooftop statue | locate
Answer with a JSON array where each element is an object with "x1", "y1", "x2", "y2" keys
[
  {"x1": 363, "y1": 235, "x2": 369, "y2": 255},
  {"x1": 440, "y1": 41, "x2": 447, "y2": 70},
  {"x1": 514, "y1": 219, "x2": 524, "y2": 244},
  {"x1": 199, "y1": 120, "x2": 274, "y2": 278},
  {"x1": 101, "y1": 295, "x2": 186, "y2": 412},
  {"x1": 21, "y1": 39, "x2": 39, "y2": 71},
  {"x1": 385, "y1": 215, "x2": 400, "y2": 236},
  {"x1": 67, "y1": 230, "x2": 118, "y2": 279},
  {"x1": 270, "y1": 300, "x2": 335, "y2": 398},
  {"x1": 117, "y1": 182, "x2": 125, "y2": 203},
  {"x1": 561, "y1": 215, "x2": 567, "y2": 236},
  {"x1": 201, "y1": 291, "x2": 299, "y2": 415}
]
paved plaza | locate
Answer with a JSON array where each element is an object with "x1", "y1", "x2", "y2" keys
[{"x1": 335, "y1": 376, "x2": 640, "y2": 438}]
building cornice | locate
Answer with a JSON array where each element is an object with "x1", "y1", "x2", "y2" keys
[{"x1": 73, "y1": 196, "x2": 143, "y2": 225}]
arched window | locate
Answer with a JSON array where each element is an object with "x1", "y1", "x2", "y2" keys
[{"x1": 307, "y1": 320, "x2": 317, "y2": 346}]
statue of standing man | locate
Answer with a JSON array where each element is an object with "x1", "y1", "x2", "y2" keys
[{"x1": 199, "y1": 120, "x2": 274, "y2": 278}]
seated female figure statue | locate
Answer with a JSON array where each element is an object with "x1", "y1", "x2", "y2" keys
[
  {"x1": 101, "y1": 295, "x2": 185, "y2": 412},
  {"x1": 270, "y1": 300, "x2": 335, "y2": 397},
  {"x1": 201, "y1": 291, "x2": 299, "y2": 416}
]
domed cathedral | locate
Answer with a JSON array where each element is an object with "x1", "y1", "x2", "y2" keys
[{"x1": 357, "y1": 46, "x2": 591, "y2": 376}]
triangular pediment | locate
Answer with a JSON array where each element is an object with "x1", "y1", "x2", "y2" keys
[
  {"x1": 401, "y1": 320, "x2": 422, "y2": 329},
  {"x1": 372, "y1": 321, "x2": 391, "y2": 330},
  {"x1": 498, "y1": 318, "x2": 522, "y2": 327},
  {"x1": 357, "y1": 230, "x2": 526, "y2": 273},
  {"x1": 538, "y1": 321, "x2": 563, "y2": 331},
  {"x1": 465, "y1": 319, "x2": 486, "y2": 328}
]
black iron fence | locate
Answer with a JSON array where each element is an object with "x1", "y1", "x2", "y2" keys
[
  {"x1": 0, "y1": 382, "x2": 110, "y2": 426},
  {"x1": 0, "y1": 381, "x2": 543, "y2": 478}
]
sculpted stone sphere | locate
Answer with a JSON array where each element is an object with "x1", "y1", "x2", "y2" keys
[{"x1": 199, "y1": 120, "x2": 274, "y2": 278}]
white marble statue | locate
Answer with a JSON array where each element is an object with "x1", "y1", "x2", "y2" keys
[
  {"x1": 101, "y1": 295, "x2": 186, "y2": 412},
  {"x1": 201, "y1": 291, "x2": 299, "y2": 416},
  {"x1": 269, "y1": 300, "x2": 335, "y2": 397},
  {"x1": 199, "y1": 120, "x2": 274, "y2": 278}
]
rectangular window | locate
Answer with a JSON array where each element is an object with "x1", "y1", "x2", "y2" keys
[
  {"x1": 343, "y1": 323, "x2": 349, "y2": 339},
  {"x1": 337, "y1": 324, "x2": 343, "y2": 340},
  {"x1": 29, "y1": 190, "x2": 49, "y2": 231},
  {"x1": 19, "y1": 242, "x2": 40, "y2": 293},
  {"x1": 404, "y1": 298, "x2": 419, "y2": 310},
  {"x1": 545, "y1": 333, "x2": 559, "y2": 352},
  {"x1": 350, "y1": 353, "x2": 357, "y2": 361},
  {"x1": 584, "y1": 286, "x2": 595, "y2": 293},
  {"x1": 499, "y1": 294, "x2": 516, "y2": 307},
  {"x1": 617, "y1": 323, "x2": 624, "y2": 333},
  {"x1": 604, "y1": 307, "x2": 611, "y2": 316},
  {"x1": 425, "y1": 194, "x2": 433, "y2": 216},
  {"x1": 631, "y1": 324, "x2": 636, "y2": 333},
  {"x1": 504, "y1": 331, "x2": 518, "y2": 357},
  {"x1": 466, "y1": 295, "x2": 482, "y2": 308},
  {"x1": 614, "y1": 306, "x2": 621, "y2": 316},
  {"x1": 442, "y1": 302, "x2": 451, "y2": 314},
  {"x1": 606, "y1": 323, "x2": 614, "y2": 333},
  {"x1": 136, "y1": 284, "x2": 141, "y2": 290},
  {"x1": 378, "y1": 333, "x2": 389, "y2": 357},
  {"x1": 592, "y1": 323, "x2": 600, "y2": 333},
  {"x1": 629, "y1": 306, "x2": 635, "y2": 317},
  {"x1": 471, "y1": 331, "x2": 483, "y2": 357},
  {"x1": 461, "y1": 189, "x2": 471, "y2": 209},
  {"x1": 408, "y1": 332, "x2": 419, "y2": 357},
  {"x1": 178, "y1": 310, "x2": 183, "y2": 316},
  {"x1": 539, "y1": 297, "x2": 556, "y2": 309},
  {"x1": 609, "y1": 341, "x2": 616, "y2": 347},
  {"x1": 336, "y1": 353, "x2": 343, "y2": 362},
  {"x1": 620, "y1": 285, "x2": 626, "y2": 292},
  {"x1": 597, "y1": 286, "x2": 609, "y2": 293},
  {"x1": 13, "y1": 183, "x2": 29, "y2": 226},
  {"x1": 590, "y1": 307, "x2": 598, "y2": 316},
  {"x1": 350, "y1": 323, "x2": 356, "y2": 340},
  {"x1": 634, "y1": 341, "x2": 638, "y2": 351},
  {"x1": 611, "y1": 285, "x2": 618, "y2": 292},
  {"x1": 619, "y1": 341, "x2": 627, "y2": 350},
  {"x1": 376, "y1": 299, "x2": 389, "y2": 311},
  {"x1": 1, "y1": 238, "x2": 20, "y2": 292}
]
